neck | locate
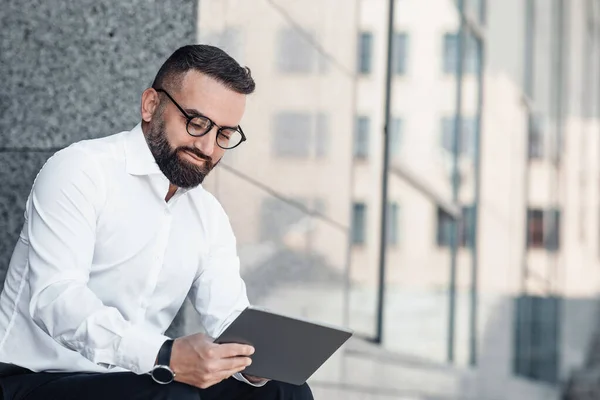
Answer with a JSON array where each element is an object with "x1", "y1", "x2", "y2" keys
[{"x1": 165, "y1": 184, "x2": 178, "y2": 203}]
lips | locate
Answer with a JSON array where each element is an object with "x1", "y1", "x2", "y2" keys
[{"x1": 183, "y1": 150, "x2": 204, "y2": 162}]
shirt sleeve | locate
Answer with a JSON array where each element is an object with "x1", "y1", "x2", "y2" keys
[
  {"x1": 188, "y1": 194, "x2": 250, "y2": 339},
  {"x1": 188, "y1": 199, "x2": 261, "y2": 386},
  {"x1": 26, "y1": 147, "x2": 169, "y2": 374},
  {"x1": 232, "y1": 372, "x2": 269, "y2": 387}
]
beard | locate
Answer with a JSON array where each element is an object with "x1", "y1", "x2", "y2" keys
[{"x1": 145, "y1": 116, "x2": 217, "y2": 188}]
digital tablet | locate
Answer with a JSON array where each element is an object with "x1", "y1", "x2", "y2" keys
[{"x1": 214, "y1": 306, "x2": 353, "y2": 385}]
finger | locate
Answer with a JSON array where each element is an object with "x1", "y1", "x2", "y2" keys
[
  {"x1": 214, "y1": 343, "x2": 255, "y2": 358},
  {"x1": 199, "y1": 361, "x2": 251, "y2": 389},
  {"x1": 214, "y1": 355, "x2": 252, "y2": 372},
  {"x1": 217, "y1": 364, "x2": 253, "y2": 381}
]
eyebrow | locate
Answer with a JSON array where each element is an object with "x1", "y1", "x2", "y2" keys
[
  {"x1": 181, "y1": 108, "x2": 240, "y2": 129},
  {"x1": 182, "y1": 107, "x2": 204, "y2": 118}
]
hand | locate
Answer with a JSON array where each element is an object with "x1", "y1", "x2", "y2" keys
[
  {"x1": 169, "y1": 333, "x2": 254, "y2": 389},
  {"x1": 242, "y1": 373, "x2": 270, "y2": 385}
]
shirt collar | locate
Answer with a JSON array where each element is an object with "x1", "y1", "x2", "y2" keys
[{"x1": 124, "y1": 123, "x2": 163, "y2": 176}]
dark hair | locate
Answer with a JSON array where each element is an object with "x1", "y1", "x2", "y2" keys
[{"x1": 152, "y1": 44, "x2": 255, "y2": 95}]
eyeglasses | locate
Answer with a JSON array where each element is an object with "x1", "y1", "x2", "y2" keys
[{"x1": 154, "y1": 88, "x2": 246, "y2": 150}]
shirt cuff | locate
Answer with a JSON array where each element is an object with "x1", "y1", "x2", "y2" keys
[
  {"x1": 233, "y1": 372, "x2": 269, "y2": 387},
  {"x1": 117, "y1": 325, "x2": 170, "y2": 374}
]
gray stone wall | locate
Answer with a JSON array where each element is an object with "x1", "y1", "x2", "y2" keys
[{"x1": 0, "y1": 0, "x2": 197, "y2": 284}]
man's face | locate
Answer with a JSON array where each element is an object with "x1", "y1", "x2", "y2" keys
[{"x1": 144, "y1": 71, "x2": 246, "y2": 188}]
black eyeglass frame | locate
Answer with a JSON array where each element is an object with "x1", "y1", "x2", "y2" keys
[{"x1": 153, "y1": 88, "x2": 247, "y2": 150}]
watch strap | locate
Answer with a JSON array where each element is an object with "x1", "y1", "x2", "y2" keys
[{"x1": 157, "y1": 339, "x2": 174, "y2": 367}]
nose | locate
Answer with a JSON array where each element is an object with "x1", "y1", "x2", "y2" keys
[{"x1": 194, "y1": 128, "x2": 217, "y2": 157}]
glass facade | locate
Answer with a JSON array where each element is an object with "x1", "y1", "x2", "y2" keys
[{"x1": 194, "y1": 0, "x2": 600, "y2": 393}]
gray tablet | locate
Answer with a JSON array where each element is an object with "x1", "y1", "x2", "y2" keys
[{"x1": 214, "y1": 306, "x2": 353, "y2": 385}]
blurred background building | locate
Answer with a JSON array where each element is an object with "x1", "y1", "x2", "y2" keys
[{"x1": 3, "y1": 0, "x2": 600, "y2": 399}]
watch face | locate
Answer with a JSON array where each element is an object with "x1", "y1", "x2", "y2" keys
[{"x1": 152, "y1": 366, "x2": 174, "y2": 384}]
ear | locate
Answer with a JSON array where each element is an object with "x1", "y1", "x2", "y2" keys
[{"x1": 141, "y1": 88, "x2": 161, "y2": 123}]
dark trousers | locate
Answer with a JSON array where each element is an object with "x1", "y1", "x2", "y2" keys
[{"x1": 0, "y1": 370, "x2": 313, "y2": 400}]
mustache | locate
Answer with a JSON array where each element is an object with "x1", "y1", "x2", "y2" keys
[{"x1": 177, "y1": 147, "x2": 213, "y2": 163}]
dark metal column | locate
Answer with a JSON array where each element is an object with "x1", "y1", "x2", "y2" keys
[
  {"x1": 469, "y1": 27, "x2": 485, "y2": 368},
  {"x1": 374, "y1": 0, "x2": 396, "y2": 344},
  {"x1": 448, "y1": 0, "x2": 466, "y2": 363}
]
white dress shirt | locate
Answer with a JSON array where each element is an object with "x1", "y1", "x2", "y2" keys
[{"x1": 0, "y1": 123, "x2": 262, "y2": 386}]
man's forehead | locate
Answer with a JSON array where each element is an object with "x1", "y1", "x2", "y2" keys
[
  {"x1": 178, "y1": 70, "x2": 227, "y2": 97},
  {"x1": 176, "y1": 71, "x2": 246, "y2": 125}
]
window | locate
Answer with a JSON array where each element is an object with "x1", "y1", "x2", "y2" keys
[
  {"x1": 387, "y1": 202, "x2": 400, "y2": 245},
  {"x1": 315, "y1": 113, "x2": 330, "y2": 158},
  {"x1": 527, "y1": 208, "x2": 561, "y2": 251},
  {"x1": 273, "y1": 113, "x2": 312, "y2": 157},
  {"x1": 437, "y1": 206, "x2": 474, "y2": 247},
  {"x1": 443, "y1": 34, "x2": 457, "y2": 74},
  {"x1": 273, "y1": 112, "x2": 330, "y2": 158},
  {"x1": 354, "y1": 116, "x2": 370, "y2": 159},
  {"x1": 352, "y1": 203, "x2": 367, "y2": 244},
  {"x1": 276, "y1": 28, "x2": 327, "y2": 73},
  {"x1": 392, "y1": 33, "x2": 408, "y2": 75},
  {"x1": 527, "y1": 209, "x2": 544, "y2": 248},
  {"x1": 513, "y1": 295, "x2": 560, "y2": 384},
  {"x1": 436, "y1": 207, "x2": 454, "y2": 247},
  {"x1": 458, "y1": 205, "x2": 475, "y2": 247},
  {"x1": 389, "y1": 118, "x2": 403, "y2": 159},
  {"x1": 528, "y1": 114, "x2": 544, "y2": 160},
  {"x1": 443, "y1": 33, "x2": 479, "y2": 74},
  {"x1": 358, "y1": 32, "x2": 373, "y2": 74},
  {"x1": 545, "y1": 209, "x2": 561, "y2": 251},
  {"x1": 441, "y1": 117, "x2": 476, "y2": 156}
]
